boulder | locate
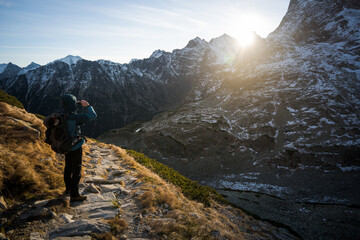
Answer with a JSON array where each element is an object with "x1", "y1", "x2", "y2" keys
[
  {"x1": 59, "y1": 214, "x2": 74, "y2": 224},
  {"x1": 83, "y1": 183, "x2": 100, "y2": 194},
  {"x1": 48, "y1": 219, "x2": 110, "y2": 239},
  {"x1": 19, "y1": 207, "x2": 50, "y2": 220}
]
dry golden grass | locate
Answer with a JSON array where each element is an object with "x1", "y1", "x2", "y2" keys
[
  {"x1": 108, "y1": 217, "x2": 128, "y2": 233},
  {"x1": 108, "y1": 144, "x2": 248, "y2": 240},
  {"x1": 0, "y1": 102, "x2": 64, "y2": 202}
]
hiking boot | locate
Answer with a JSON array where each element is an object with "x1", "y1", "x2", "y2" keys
[
  {"x1": 60, "y1": 190, "x2": 71, "y2": 197},
  {"x1": 70, "y1": 195, "x2": 87, "y2": 202}
]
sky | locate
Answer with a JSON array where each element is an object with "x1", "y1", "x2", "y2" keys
[{"x1": 0, "y1": 0, "x2": 290, "y2": 67}]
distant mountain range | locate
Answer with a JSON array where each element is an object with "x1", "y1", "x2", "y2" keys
[
  {"x1": 0, "y1": 33, "x2": 244, "y2": 137},
  {"x1": 0, "y1": 62, "x2": 40, "y2": 79}
]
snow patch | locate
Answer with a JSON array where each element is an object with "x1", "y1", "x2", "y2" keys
[
  {"x1": 150, "y1": 50, "x2": 164, "y2": 59},
  {"x1": 219, "y1": 180, "x2": 291, "y2": 198},
  {"x1": 336, "y1": 164, "x2": 360, "y2": 172},
  {"x1": 320, "y1": 117, "x2": 335, "y2": 125}
]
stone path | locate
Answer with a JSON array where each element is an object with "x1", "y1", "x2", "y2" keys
[{"x1": 33, "y1": 142, "x2": 151, "y2": 240}]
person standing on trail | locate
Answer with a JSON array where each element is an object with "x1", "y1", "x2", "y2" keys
[{"x1": 61, "y1": 94, "x2": 97, "y2": 202}]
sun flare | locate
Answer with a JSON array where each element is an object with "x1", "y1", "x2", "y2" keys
[{"x1": 235, "y1": 30, "x2": 255, "y2": 47}]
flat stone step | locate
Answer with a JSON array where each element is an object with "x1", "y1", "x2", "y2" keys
[
  {"x1": 84, "y1": 193, "x2": 116, "y2": 203},
  {"x1": 89, "y1": 210, "x2": 119, "y2": 219},
  {"x1": 74, "y1": 201, "x2": 114, "y2": 213},
  {"x1": 83, "y1": 176, "x2": 124, "y2": 184},
  {"x1": 108, "y1": 169, "x2": 127, "y2": 179},
  {"x1": 48, "y1": 219, "x2": 110, "y2": 239},
  {"x1": 53, "y1": 236, "x2": 91, "y2": 240},
  {"x1": 98, "y1": 183, "x2": 125, "y2": 193}
]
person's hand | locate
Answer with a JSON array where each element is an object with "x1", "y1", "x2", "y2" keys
[{"x1": 79, "y1": 100, "x2": 90, "y2": 107}]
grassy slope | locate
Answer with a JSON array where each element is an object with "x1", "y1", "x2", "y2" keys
[
  {"x1": 0, "y1": 89, "x2": 24, "y2": 109},
  {"x1": 107, "y1": 144, "x2": 250, "y2": 240},
  {"x1": 0, "y1": 102, "x2": 64, "y2": 202},
  {"x1": 127, "y1": 150, "x2": 226, "y2": 206}
]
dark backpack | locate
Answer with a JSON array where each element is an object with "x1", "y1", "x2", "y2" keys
[{"x1": 43, "y1": 113, "x2": 80, "y2": 154}]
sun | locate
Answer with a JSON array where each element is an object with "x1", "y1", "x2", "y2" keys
[
  {"x1": 227, "y1": 13, "x2": 262, "y2": 47},
  {"x1": 235, "y1": 30, "x2": 255, "y2": 47}
]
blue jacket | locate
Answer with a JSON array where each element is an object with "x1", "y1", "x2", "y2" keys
[{"x1": 62, "y1": 94, "x2": 97, "y2": 151}]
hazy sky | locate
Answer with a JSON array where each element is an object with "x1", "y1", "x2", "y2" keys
[{"x1": 0, "y1": 0, "x2": 290, "y2": 67}]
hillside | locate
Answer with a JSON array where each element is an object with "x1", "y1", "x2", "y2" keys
[{"x1": 0, "y1": 102, "x2": 299, "y2": 239}]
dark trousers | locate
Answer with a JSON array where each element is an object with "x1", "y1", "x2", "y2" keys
[{"x1": 64, "y1": 147, "x2": 82, "y2": 196}]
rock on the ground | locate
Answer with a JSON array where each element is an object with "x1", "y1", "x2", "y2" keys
[
  {"x1": 48, "y1": 219, "x2": 111, "y2": 239},
  {"x1": 19, "y1": 207, "x2": 50, "y2": 220},
  {"x1": 0, "y1": 196, "x2": 7, "y2": 210},
  {"x1": 0, "y1": 232, "x2": 8, "y2": 240},
  {"x1": 108, "y1": 169, "x2": 127, "y2": 179},
  {"x1": 30, "y1": 232, "x2": 44, "y2": 240},
  {"x1": 53, "y1": 236, "x2": 92, "y2": 240},
  {"x1": 98, "y1": 183, "x2": 124, "y2": 193},
  {"x1": 83, "y1": 183, "x2": 101, "y2": 194},
  {"x1": 50, "y1": 211, "x2": 57, "y2": 219},
  {"x1": 84, "y1": 193, "x2": 115, "y2": 203},
  {"x1": 84, "y1": 176, "x2": 123, "y2": 184},
  {"x1": 59, "y1": 214, "x2": 74, "y2": 223},
  {"x1": 89, "y1": 210, "x2": 119, "y2": 219},
  {"x1": 75, "y1": 201, "x2": 114, "y2": 213},
  {"x1": 33, "y1": 200, "x2": 49, "y2": 208}
]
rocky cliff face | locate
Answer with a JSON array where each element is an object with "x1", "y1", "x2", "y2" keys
[{"x1": 99, "y1": 1, "x2": 360, "y2": 238}]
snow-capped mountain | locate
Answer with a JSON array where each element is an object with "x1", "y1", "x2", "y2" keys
[
  {"x1": 18, "y1": 62, "x2": 41, "y2": 75},
  {"x1": 0, "y1": 62, "x2": 41, "y2": 80},
  {"x1": 0, "y1": 62, "x2": 22, "y2": 80},
  {"x1": 55, "y1": 55, "x2": 83, "y2": 66},
  {"x1": 0, "y1": 35, "x2": 241, "y2": 137}
]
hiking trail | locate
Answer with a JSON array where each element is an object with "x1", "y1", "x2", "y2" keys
[{"x1": 7, "y1": 142, "x2": 153, "y2": 240}]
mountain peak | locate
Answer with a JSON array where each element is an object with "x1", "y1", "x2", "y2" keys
[
  {"x1": 209, "y1": 33, "x2": 237, "y2": 45},
  {"x1": 268, "y1": 0, "x2": 360, "y2": 44},
  {"x1": 56, "y1": 55, "x2": 83, "y2": 66},
  {"x1": 25, "y1": 62, "x2": 40, "y2": 70},
  {"x1": 150, "y1": 49, "x2": 166, "y2": 59},
  {"x1": 185, "y1": 37, "x2": 207, "y2": 48}
]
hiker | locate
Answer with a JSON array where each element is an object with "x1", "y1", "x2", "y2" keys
[{"x1": 61, "y1": 94, "x2": 97, "y2": 202}]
